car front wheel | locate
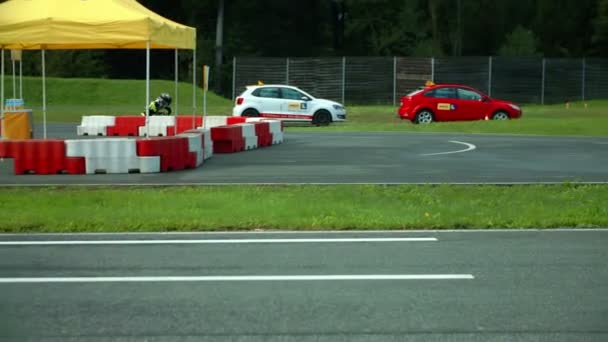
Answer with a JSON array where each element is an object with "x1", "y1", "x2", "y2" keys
[
  {"x1": 313, "y1": 110, "x2": 331, "y2": 126},
  {"x1": 492, "y1": 111, "x2": 510, "y2": 120},
  {"x1": 414, "y1": 110, "x2": 434, "y2": 124}
]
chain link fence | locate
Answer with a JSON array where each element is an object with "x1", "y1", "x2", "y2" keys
[{"x1": 233, "y1": 56, "x2": 608, "y2": 105}]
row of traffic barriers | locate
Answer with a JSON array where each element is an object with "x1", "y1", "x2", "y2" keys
[
  {"x1": 0, "y1": 117, "x2": 284, "y2": 175},
  {"x1": 77, "y1": 115, "x2": 263, "y2": 137}
]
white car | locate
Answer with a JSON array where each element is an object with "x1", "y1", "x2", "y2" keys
[{"x1": 233, "y1": 85, "x2": 347, "y2": 125}]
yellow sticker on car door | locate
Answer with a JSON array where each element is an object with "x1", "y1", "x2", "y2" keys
[
  {"x1": 437, "y1": 103, "x2": 456, "y2": 110},
  {"x1": 288, "y1": 102, "x2": 300, "y2": 110}
]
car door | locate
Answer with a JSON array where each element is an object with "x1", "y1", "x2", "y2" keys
[
  {"x1": 423, "y1": 87, "x2": 460, "y2": 121},
  {"x1": 279, "y1": 87, "x2": 313, "y2": 120},
  {"x1": 456, "y1": 87, "x2": 486, "y2": 120},
  {"x1": 252, "y1": 87, "x2": 283, "y2": 117}
]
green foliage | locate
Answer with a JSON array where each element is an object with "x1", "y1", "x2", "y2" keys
[
  {"x1": 498, "y1": 26, "x2": 540, "y2": 57},
  {"x1": 3, "y1": 0, "x2": 605, "y2": 92},
  {"x1": 593, "y1": 0, "x2": 608, "y2": 56}
]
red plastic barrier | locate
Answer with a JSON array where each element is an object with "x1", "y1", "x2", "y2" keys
[
  {"x1": 0, "y1": 139, "x2": 84, "y2": 175},
  {"x1": 210, "y1": 125, "x2": 246, "y2": 153},
  {"x1": 213, "y1": 139, "x2": 245, "y2": 153},
  {"x1": 65, "y1": 157, "x2": 86, "y2": 174},
  {"x1": 107, "y1": 116, "x2": 145, "y2": 136},
  {"x1": 136, "y1": 136, "x2": 194, "y2": 171},
  {"x1": 210, "y1": 125, "x2": 243, "y2": 141},
  {"x1": 176, "y1": 116, "x2": 203, "y2": 134},
  {"x1": 0, "y1": 140, "x2": 12, "y2": 158},
  {"x1": 251, "y1": 122, "x2": 272, "y2": 147},
  {"x1": 227, "y1": 117, "x2": 247, "y2": 125}
]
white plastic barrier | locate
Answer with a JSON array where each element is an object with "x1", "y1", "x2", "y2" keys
[
  {"x1": 265, "y1": 120, "x2": 284, "y2": 144},
  {"x1": 180, "y1": 132, "x2": 204, "y2": 167},
  {"x1": 200, "y1": 116, "x2": 228, "y2": 129},
  {"x1": 65, "y1": 138, "x2": 160, "y2": 174},
  {"x1": 236, "y1": 123, "x2": 258, "y2": 150},
  {"x1": 139, "y1": 116, "x2": 176, "y2": 137},
  {"x1": 202, "y1": 128, "x2": 213, "y2": 160},
  {"x1": 77, "y1": 116, "x2": 116, "y2": 136}
]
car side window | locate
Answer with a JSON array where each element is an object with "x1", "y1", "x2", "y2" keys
[
  {"x1": 253, "y1": 87, "x2": 281, "y2": 99},
  {"x1": 281, "y1": 88, "x2": 305, "y2": 100},
  {"x1": 458, "y1": 88, "x2": 482, "y2": 101},
  {"x1": 424, "y1": 88, "x2": 457, "y2": 99}
]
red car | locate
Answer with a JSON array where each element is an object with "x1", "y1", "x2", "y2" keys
[{"x1": 398, "y1": 83, "x2": 522, "y2": 124}]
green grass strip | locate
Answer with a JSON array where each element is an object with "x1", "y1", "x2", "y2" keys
[{"x1": 1, "y1": 184, "x2": 606, "y2": 232}]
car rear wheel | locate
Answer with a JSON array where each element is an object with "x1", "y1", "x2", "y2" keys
[
  {"x1": 492, "y1": 111, "x2": 509, "y2": 120},
  {"x1": 242, "y1": 108, "x2": 259, "y2": 117},
  {"x1": 313, "y1": 110, "x2": 331, "y2": 126},
  {"x1": 414, "y1": 110, "x2": 434, "y2": 124}
]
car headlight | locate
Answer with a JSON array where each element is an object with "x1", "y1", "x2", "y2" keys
[
  {"x1": 509, "y1": 104, "x2": 521, "y2": 111},
  {"x1": 332, "y1": 104, "x2": 344, "y2": 110}
]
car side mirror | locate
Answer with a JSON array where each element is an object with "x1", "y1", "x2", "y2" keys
[
  {"x1": 301, "y1": 96, "x2": 311, "y2": 101},
  {"x1": 482, "y1": 96, "x2": 490, "y2": 102}
]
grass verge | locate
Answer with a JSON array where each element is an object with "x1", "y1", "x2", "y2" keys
[{"x1": 1, "y1": 184, "x2": 606, "y2": 232}]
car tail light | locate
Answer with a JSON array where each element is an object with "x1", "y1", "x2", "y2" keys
[{"x1": 236, "y1": 97, "x2": 244, "y2": 105}]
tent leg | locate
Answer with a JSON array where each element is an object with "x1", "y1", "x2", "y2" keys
[
  {"x1": 42, "y1": 49, "x2": 46, "y2": 139},
  {"x1": 1, "y1": 49, "x2": 4, "y2": 139},
  {"x1": 12, "y1": 58, "x2": 15, "y2": 99},
  {"x1": 193, "y1": 49, "x2": 196, "y2": 129},
  {"x1": 145, "y1": 41, "x2": 150, "y2": 138},
  {"x1": 175, "y1": 49, "x2": 179, "y2": 119},
  {"x1": 19, "y1": 59, "x2": 22, "y2": 99}
]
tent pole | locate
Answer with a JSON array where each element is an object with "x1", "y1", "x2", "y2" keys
[
  {"x1": 1, "y1": 48, "x2": 4, "y2": 139},
  {"x1": 42, "y1": 49, "x2": 46, "y2": 139},
  {"x1": 192, "y1": 49, "x2": 196, "y2": 129},
  {"x1": 12, "y1": 57, "x2": 15, "y2": 99},
  {"x1": 145, "y1": 41, "x2": 150, "y2": 138},
  {"x1": 174, "y1": 49, "x2": 179, "y2": 118},
  {"x1": 19, "y1": 59, "x2": 22, "y2": 99}
]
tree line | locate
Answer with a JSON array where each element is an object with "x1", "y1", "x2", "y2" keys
[{"x1": 3, "y1": 0, "x2": 608, "y2": 96}]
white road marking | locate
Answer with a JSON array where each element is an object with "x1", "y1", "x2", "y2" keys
[
  {"x1": 0, "y1": 237, "x2": 437, "y2": 246},
  {"x1": 422, "y1": 140, "x2": 477, "y2": 156},
  {"x1": 0, "y1": 274, "x2": 474, "y2": 283}
]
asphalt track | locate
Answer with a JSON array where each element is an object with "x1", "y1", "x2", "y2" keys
[
  {"x1": 0, "y1": 123, "x2": 607, "y2": 185},
  {"x1": 0, "y1": 230, "x2": 606, "y2": 341}
]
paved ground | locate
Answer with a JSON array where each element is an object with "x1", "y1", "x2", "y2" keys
[
  {"x1": 0, "y1": 230, "x2": 606, "y2": 341},
  {"x1": 0, "y1": 123, "x2": 607, "y2": 185}
]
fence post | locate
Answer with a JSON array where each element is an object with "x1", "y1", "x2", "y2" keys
[
  {"x1": 341, "y1": 56, "x2": 346, "y2": 104},
  {"x1": 541, "y1": 58, "x2": 546, "y2": 105},
  {"x1": 431, "y1": 57, "x2": 435, "y2": 82},
  {"x1": 393, "y1": 56, "x2": 397, "y2": 106},
  {"x1": 232, "y1": 56, "x2": 236, "y2": 100},
  {"x1": 581, "y1": 58, "x2": 586, "y2": 102},
  {"x1": 488, "y1": 56, "x2": 493, "y2": 97},
  {"x1": 286, "y1": 57, "x2": 290, "y2": 85}
]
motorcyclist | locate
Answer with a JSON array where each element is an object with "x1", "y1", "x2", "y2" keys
[{"x1": 142, "y1": 93, "x2": 172, "y2": 116}]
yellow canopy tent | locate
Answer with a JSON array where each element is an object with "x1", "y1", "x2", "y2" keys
[{"x1": 0, "y1": 0, "x2": 198, "y2": 138}]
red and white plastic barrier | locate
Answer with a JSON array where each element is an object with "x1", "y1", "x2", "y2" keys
[
  {"x1": 106, "y1": 116, "x2": 145, "y2": 136},
  {"x1": 77, "y1": 116, "x2": 116, "y2": 136},
  {"x1": 236, "y1": 123, "x2": 258, "y2": 150},
  {"x1": 1, "y1": 130, "x2": 208, "y2": 175},
  {"x1": 65, "y1": 138, "x2": 161, "y2": 174},
  {"x1": 1, "y1": 115, "x2": 285, "y2": 175},
  {"x1": 0, "y1": 139, "x2": 85, "y2": 175},
  {"x1": 138, "y1": 116, "x2": 176, "y2": 137}
]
